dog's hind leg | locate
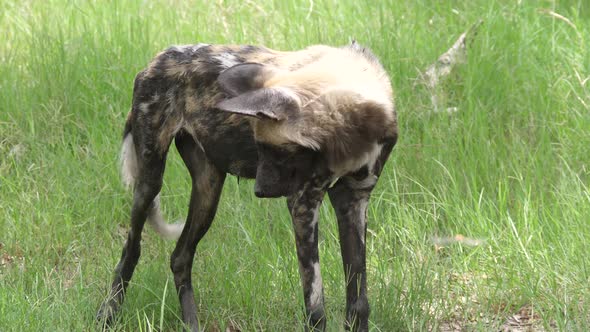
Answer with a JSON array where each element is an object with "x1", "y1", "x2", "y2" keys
[
  {"x1": 97, "y1": 118, "x2": 172, "y2": 325},
  {"x1": 170, "y1": 132, "x2": 226, "y2": 332}
]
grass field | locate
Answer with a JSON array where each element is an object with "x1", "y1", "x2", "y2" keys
[{"x1": 1, "y1": 0, "x2": 589, "y2": 331}]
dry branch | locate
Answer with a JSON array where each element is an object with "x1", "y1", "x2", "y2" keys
[{"x1": 417, "y1": 20, "x2": 483, "y2": 112}]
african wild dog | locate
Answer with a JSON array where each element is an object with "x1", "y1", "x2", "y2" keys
[{"x1": 97, "y1": 41, "x2": 398, "y2": 331}]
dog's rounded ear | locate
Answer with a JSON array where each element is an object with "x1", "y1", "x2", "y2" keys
[
  {"x1": 217, "y1": 63, "x2": 299, "y2": 120},
  {"x1": 218, "y1": 63, "x2": 275, "y2": 97},
  {"x1": 216, "y1": 88, "x2": 299, "y2": 121}
]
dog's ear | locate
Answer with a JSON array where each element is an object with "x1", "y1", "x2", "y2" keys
[
  {"x1": 216, "y1": 88, "x2": 299, "y2": 121},
  {"x1": 218, "y1": 63, "x2": 274, "y2": 96},
  {"x1": 217, "y1": 63, "x2": 299, "y2": 120}
]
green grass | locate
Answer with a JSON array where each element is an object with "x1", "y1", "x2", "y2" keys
[{"x1": 1, "y1": 0, "x2": 589, "y2": 330}]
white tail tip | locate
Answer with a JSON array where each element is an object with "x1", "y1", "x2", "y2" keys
[
  {"x1": 147, "y1": 195, "x2": 184, "y2": 241},
  {"x1": 120, "y1": 134, "x2": 185, "y2": 241},
  {"x1": 120, "y1": 134, "x2": 138, "y2": 189}
]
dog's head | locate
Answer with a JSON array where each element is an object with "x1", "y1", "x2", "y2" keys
[{"x1": 216, "y1": 44, "x2": 397, "y2": 198}]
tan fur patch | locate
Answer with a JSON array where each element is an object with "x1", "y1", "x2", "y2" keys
[
  {"x1": 164, "y1": 58, "x2": 191, "y2": 78},
  {"x1": 185, "y1": 87, "x2": 200, "y2": 113},
  {"x1": 156, "y1": 112, "x2": 184, "y2": 153},
  {"x1": 223, "y1": 113, "x2": 248, "y2": 127}
]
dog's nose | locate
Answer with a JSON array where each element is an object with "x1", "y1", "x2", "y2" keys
[
  {"x1": 254, "y1": 181, "x2": 265, "y2": 197},
  {"x1": 254, "y1": 188, "x2": 265, "y2": 197},
  {"x1": 254, "y1": 181, "x2": 275, "y2": 197},
  {"x1": 254, "y1": 185, "x2": 283, "y2": 198}
]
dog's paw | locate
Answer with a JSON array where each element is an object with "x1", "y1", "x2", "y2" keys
[{"x1": 96, "y1": 300, "x2": 119, "y2": 327}]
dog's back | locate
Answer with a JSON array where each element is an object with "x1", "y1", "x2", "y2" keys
[{"x1": 124, "y1": 43, "x2": 394, "y2": 177}]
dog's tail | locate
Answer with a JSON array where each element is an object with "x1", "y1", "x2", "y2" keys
[{"x1": 119, "y1": 115, "x2": 184, "y2": 240}]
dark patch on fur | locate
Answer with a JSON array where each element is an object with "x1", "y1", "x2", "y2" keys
[
  {"x1": 238, "y1": 44, "x2": 267, "y2": 54},
  {"x1": 217, "y1": 63, "x2": 267, "y2": 96},
  {"x1": 350, "y1": 165, "x2": 369, "y2": 181},
  {"x1": 254, "y1": 143, "x2": 320, "y2": 197},
  {"x1": 186, "y1": 109, "x2": 258, "y2": 178}
]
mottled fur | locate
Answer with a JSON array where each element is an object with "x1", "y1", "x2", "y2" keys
[{"x1": 98, "y1": 42, "x2": 398, "y2": 332}]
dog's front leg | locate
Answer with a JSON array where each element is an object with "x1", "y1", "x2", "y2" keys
[
  {"x1": 287, "y1": 183, "x2": 328, "y2": 332},
  {"x1": 328, "y1": 181, "x2": 372, "y2": 332},
  {"x1": 328, "y1": 141, "x2": 395, "y2": 332}
]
